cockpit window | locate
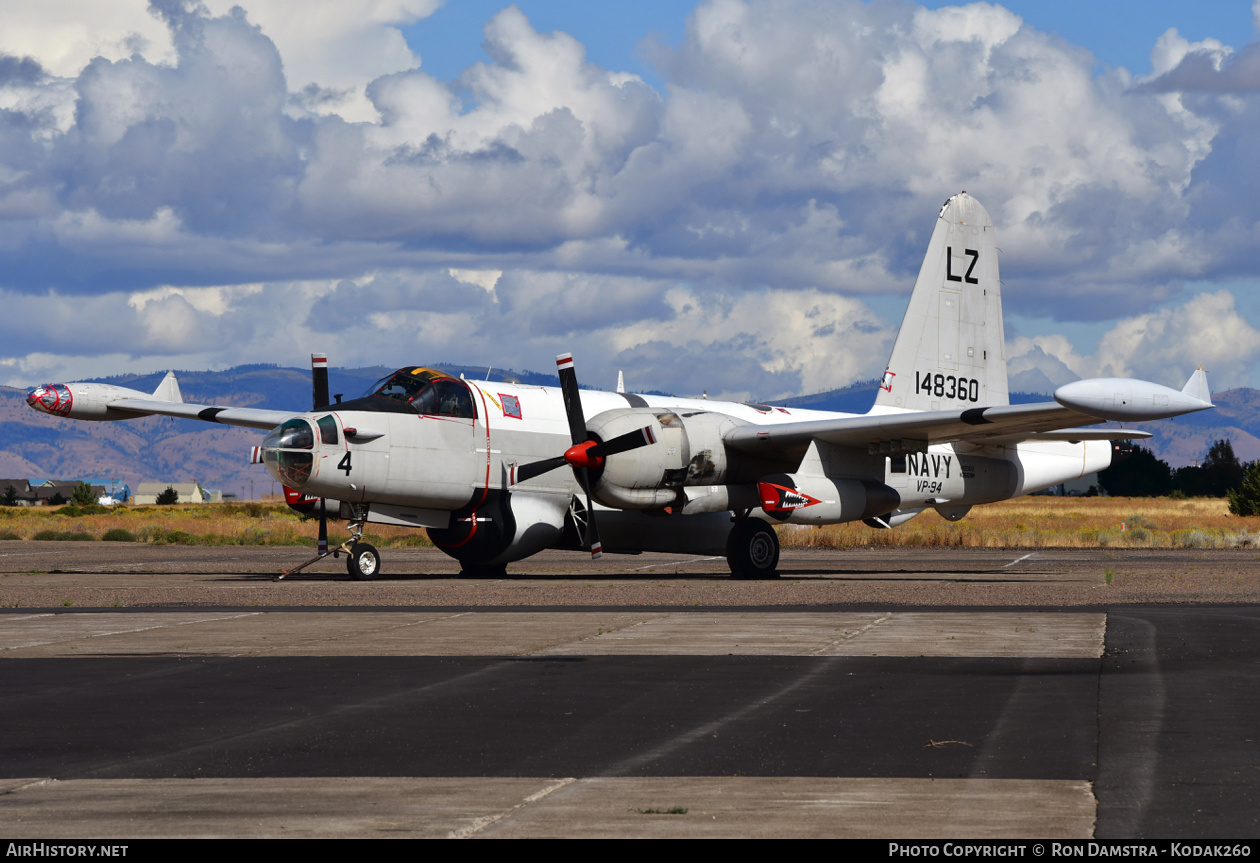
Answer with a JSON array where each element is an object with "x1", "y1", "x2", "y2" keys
[{"x1": 364, "y1": 367, "x2": 477, "y2": 419}]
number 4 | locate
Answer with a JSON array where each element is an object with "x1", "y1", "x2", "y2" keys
[{"x1": 338, "y1": 452, "x2": 352, "y2": 475}]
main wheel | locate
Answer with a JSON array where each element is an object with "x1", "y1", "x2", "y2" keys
[
  {"x1": 726, "y1": 519, "x2": 780, "y2": 579},
  {"x1": 346, "y1": 542, "x2": 381, "y2": 580}
]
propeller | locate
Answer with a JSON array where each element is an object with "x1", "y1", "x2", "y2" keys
[
  {"x1": 512, "y1": 353, "x2": 658, "y2": 559},
  {"x1": 311, "y1": 353, "x2": 329, "y2": 556}
]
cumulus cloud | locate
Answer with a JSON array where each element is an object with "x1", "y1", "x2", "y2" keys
[
  {"x1": 0, "y1": 0, "x2": 436, "y2": 121},
  {"x1": 0, "y1": 266, "x2": 892, "y2": 401},
  {"x1": 2, "y1": 0, "x2": 1260, "y2": 395},
  {"x1": 1007, "y1": 290, "x2": 1260, "y2": 392}
]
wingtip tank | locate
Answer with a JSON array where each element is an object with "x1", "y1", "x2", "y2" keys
[{"x1": 1054, "y1": 371, "x2": 1214, "y2": 422}]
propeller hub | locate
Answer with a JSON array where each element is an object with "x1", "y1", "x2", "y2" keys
[{"x1": 563, "y1": 440, "x2": 604, "y2": 471}]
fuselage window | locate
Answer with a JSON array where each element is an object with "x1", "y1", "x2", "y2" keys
[
  {"x1": 890, "y1": 454, "x2": 907, "y2": 474},
  {"x1": 317, "y1": 415, "x2": 339, "y2": 446}
]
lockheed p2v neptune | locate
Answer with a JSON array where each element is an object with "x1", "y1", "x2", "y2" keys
[{"x1": 26, "y1": 193, "x2": 1214, "y2": 579}]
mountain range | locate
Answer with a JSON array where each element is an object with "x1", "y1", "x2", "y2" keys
[{"x1": 2, "y1": 364, "x2": 1255, "y2": 497}]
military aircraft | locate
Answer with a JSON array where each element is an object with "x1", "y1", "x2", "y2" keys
[{"x1": 26, "y1": 193, "x2": 1214, "y2": 579}]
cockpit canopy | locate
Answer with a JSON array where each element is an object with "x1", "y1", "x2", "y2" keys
[{"x1": 363, "y1": 367, "x2": 476, "y2": 418}]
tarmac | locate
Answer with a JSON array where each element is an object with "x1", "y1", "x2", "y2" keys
[{"x1": 0, "y1": 543, "x2": 1257, "y2": 838}]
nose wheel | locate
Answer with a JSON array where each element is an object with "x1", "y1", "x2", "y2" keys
[{"x1": 346, "y1": 542, "x2": 381, "y2": 580}]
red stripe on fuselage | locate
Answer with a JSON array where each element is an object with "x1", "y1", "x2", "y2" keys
[{"x1": 438, "y1": 386, "x2": 494, "y2": 551}]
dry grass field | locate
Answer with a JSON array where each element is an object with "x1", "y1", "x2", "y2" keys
[
  {"x1": 0, "y1": 502, "x2": 432, "y2": 549},
  {"x1": 779, "y1": 496, "x2": 1260, "y2": 549},
  {"x1": 1, "y1": 496, "x2": 1257, "y2": 551}
]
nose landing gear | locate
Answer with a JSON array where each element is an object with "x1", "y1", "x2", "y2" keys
[{"x1": 277, "y1": 504, "x2": 383, "y2": 581}]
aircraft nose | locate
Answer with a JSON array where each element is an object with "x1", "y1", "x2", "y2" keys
[{"x1": 27, "y1": 384, "x2": 70, "y2": 415}]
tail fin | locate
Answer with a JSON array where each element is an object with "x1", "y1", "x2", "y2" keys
[
  {"x1": 1180, "y1": 366, "x2": 1212, "y2": 405},
  {"x1": 873, "y1": 192, "x2": 1009, "y2": 412},
  {"x1": 152, "y1": 371, "x2": 183, "y2": 403}
]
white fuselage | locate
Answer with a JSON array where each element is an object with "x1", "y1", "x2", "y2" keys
[{"x1": 283, "y1": 381, "x2": 1108, "y2": 539}]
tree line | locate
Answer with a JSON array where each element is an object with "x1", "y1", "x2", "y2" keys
[{"x1": 1099, "y1": 439, "x2": 1260, "y2": 514}]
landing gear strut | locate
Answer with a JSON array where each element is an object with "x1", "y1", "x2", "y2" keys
[
  {"x1": 277, "y1": 504, "x2": 381, "y2": 581},
  {"x1": 726, "y1": 518, "x2": 780, "y2": 580}
]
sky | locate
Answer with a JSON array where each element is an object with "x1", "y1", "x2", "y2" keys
[{"x1": 2, "y1": 0, "x2": 1260, "y2": 401}]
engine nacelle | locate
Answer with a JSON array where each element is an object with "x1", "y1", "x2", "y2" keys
[
  {"x1": 757, "y1": 474, "x2": 901, "y2": 525},
  {"x1": 585, "y1": 407, "x2": 740, "y2": 509},
  {"x1": 26, "y1": 382, "x2": 152, "y2": 421}
]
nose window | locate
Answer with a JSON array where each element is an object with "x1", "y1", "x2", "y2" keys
[
  {"x1": 263, "y1": 418, "x2": 315, "y2": 450},
  {"x1": 276, "y1": 451, "x2": 313, "y2": 486}
]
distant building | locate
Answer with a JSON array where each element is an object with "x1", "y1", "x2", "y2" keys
[
  {"x1": 134, "y1": 482, "x2": 210, "y2": 505},
  {"x1": 0, "y1": 479, "x2": 33, "y2": 506},
  {"x1": 20, "y1": 480, "x2": 108, "y2": 506}
]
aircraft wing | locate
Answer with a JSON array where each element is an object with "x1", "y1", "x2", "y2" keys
[
  {"x1": 724, "y1": 401, "x2": 1108, "y2": 454},
  {"x1": 105, "y1": 399, "x2": 296, "y2": 430},
  {"x1": 725, "y1": 370, "x2": 1213, "y2": 456}
]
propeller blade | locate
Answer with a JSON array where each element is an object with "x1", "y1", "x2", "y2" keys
[
  {"x1": 311, "y1": 353, "x2": 330, "y2": 411},
  {"x1": 588, "y1": 425, "x2": 656, "y2": 459},
  {"x1": 317, "y1": 497, "x2": 328, "y2": 555},
  {"x1": 555, "y1": 352, "x2": 602, "y2": 558},
  {"x1": 514, "y1": 455, "x2": 568, "y2": 484},
  {"x1": 579, "y1": 467, "x2": 602, "y2": 559},
  {"x1": 555, "y1": 352, "x2": 588, "y2": 446},
  {"x1": 312, "y1": 353, "x2": 330, "y2": 556}
]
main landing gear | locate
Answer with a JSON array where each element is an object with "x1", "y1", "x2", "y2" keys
[
  {"x1": 277, "y1": 506, "x2": 383, "y2": 581},
  {"x1": 726, "y1": 518, "x2": 780, "y2": 580}
]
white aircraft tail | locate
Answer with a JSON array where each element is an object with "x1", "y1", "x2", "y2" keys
[
  {"x1": 1180, "y1": 366, "x2": 1212, "y2": 405},
  {"x1": 152, "y1": 371, "x2": 184, "y2": 404},
  {"x1": 874, "y1": 192, "x2": 1009, "y2": 412}
]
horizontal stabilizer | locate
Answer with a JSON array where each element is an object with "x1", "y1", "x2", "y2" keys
[{"x1": 152, "y1": 371, "x2": 183, "y2": 404}]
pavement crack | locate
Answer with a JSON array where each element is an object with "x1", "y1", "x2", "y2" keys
[
  {"x1": 448, "y1": 778, "x2": 576, "y2": 838},
  {"x1": 808, "y1": 613, "x2": 893, "y2": 655}
]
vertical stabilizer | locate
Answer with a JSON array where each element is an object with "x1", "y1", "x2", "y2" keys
[
  {"x1": 873, "y1": 192, "x2": 1009, "y2": 412},
  {"x1": 152, "y1": 371, "x2": 183, "y2": 404},
  {"x1": 1180, "y1": 366, "x2": 1212, "y2": 405}
]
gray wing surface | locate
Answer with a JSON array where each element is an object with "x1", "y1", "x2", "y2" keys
[
  {"x1": 723, "y1": 402, "x2": 1140, "y2": 454},
  {"x1": 107, "y1": 398, "x2": 295, "y2": 430}
]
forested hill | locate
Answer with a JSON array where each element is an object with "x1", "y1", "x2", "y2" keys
[{"x1": 1, "y1": 365, "x2": 1256, "y2": 496}]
